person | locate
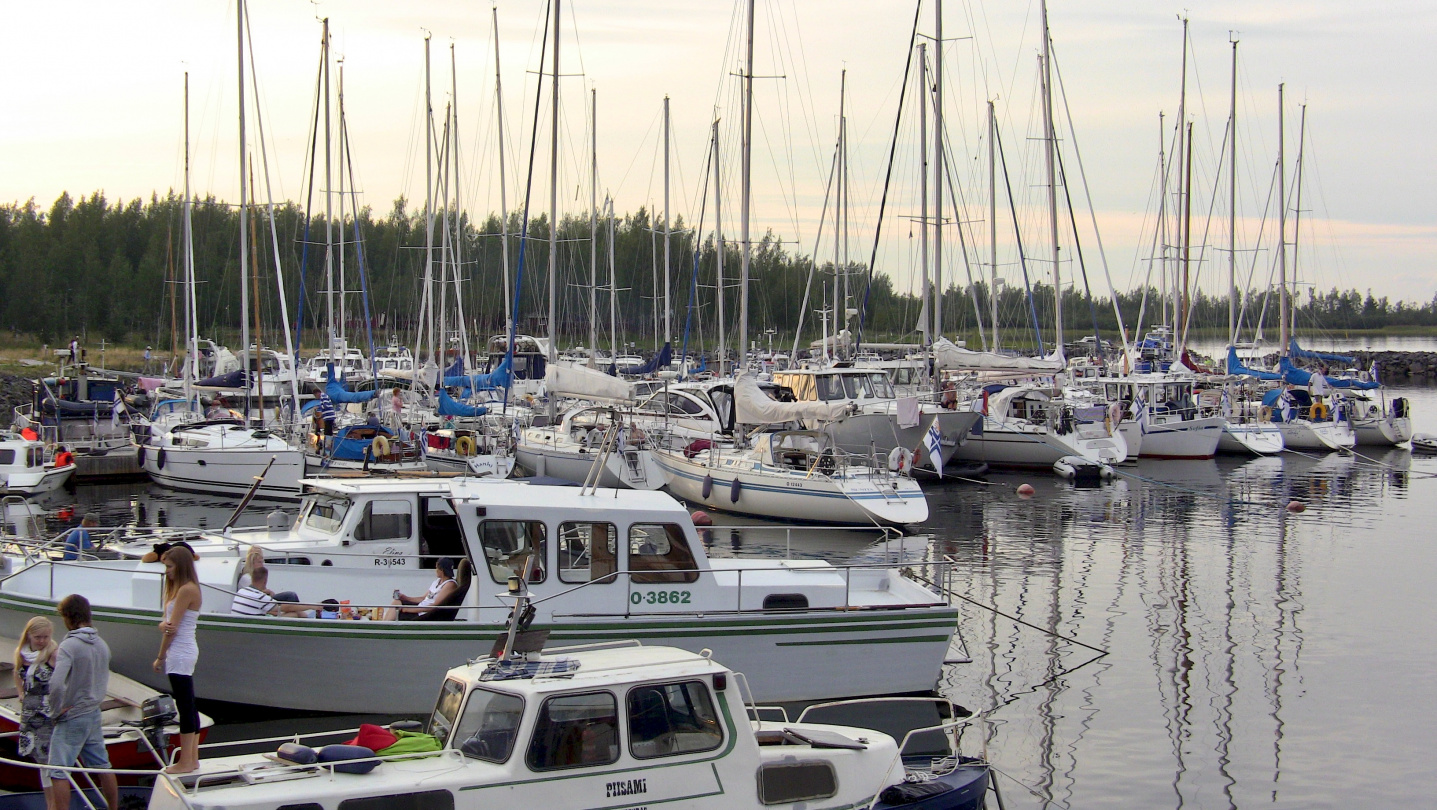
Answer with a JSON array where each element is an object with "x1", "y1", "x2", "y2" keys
[
  {"x1": 390, "y1": 387, "x2": 405, "y2": 430},
  {"x1": 61, "y1": 516, "x2": 98, "y2": 561},
  {"x1": 383, "y1": 558, "x2": 459, "y2": 621},
  {"x1": 139, "y1": 539, "x2": 199, "y2": 565},
  {"x1": 143, "y1": 347, "x2": 152, "y2": 373},
  {"x1": 14, "y1": 617, "x2": 58, "y2": 810},
  {"x1": 230, "y1": 566, "x2": 309, "y2": 617},
  {"x1": 366, "y1": 412, "x2": 381, "y2": 428},
  {"x1": 205, "y1": 397, "x2": 228, "y2": 420},
  {"x1": 53, "y1": 446, "x2": 75, "y2": 469},
  {"x1": 154, "y1": 548, "x2": 201, "y2": 774},
  {"x1": 317, "y1": 392, "x2": 337, "y2": 436},
  {"x1": 68, "y1": 337, "x2": 78, "y2": 365},
  {"x1": 47, "y1": 595, "x2": 119, "y2": 810}
]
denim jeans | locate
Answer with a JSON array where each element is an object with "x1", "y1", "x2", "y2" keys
[{"x1": 46, "y1": 709, "x2": 110, "y2": 784}]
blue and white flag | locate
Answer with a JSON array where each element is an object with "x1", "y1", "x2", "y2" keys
[
  {"x1": 111, "y1": 388, "x2": 123, "y2": 429},
  {"x1": 922, "y1": 422, "x2": 944, "y2": 479},
  {"x1": 1370, "y1": 361, "x2": 1379, "y2": 383}
]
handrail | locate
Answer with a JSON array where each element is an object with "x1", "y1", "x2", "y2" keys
[{"x1": 864, "y1": 715, "x2": 986, "y2": 810}]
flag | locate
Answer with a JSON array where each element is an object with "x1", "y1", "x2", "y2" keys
[
  {"x1": 1370, "y1": 361, "x2": 1379, "y2": 383},
  {"x1": 921, "y1": 422, "x2": 944, "y2": 479},
  {"x1": 111, "y1": 388, "x2": 123, "y2": 429}
]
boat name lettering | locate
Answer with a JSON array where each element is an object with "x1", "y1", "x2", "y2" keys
[
  {"x1": 606, "y1": 779, "x2": 647, "y2": 798},
  {"x1": 373, "y1": 547, "x2": 405, "y2": 566},
  {"x1": 630, "y1": 591, "x2": 692, "y2": 605}
]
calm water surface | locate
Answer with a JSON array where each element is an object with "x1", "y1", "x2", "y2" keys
[{"x1": 25, "y1": 383, "x2": 1437, "y2": 808}]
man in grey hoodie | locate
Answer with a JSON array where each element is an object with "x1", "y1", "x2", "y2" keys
[{"x1": 46, "y1": 594, "x2": 119, "y2": 810}]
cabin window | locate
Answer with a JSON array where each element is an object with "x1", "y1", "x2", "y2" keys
[
  {"x1": 526, "y1": 692, "x2": 620, "y2": 771},
  {"x1": 28, "y1": 448, "x2": 44, "y2": 468},
  {"x1": 814, "y1": 376, "x2": 842, "y2": 401},
  {"x1": 353, "y1": 500, "x2": 413, "y2": 543},
  {"x1": 302, "y1": 495, "x2": 351, "y2": 534},
  {"x1": 0, "y1": 450, "x2": 14, "y2": 465},
  {"x1": 420, "y1": 498, "x2": 466, "y2": 564},
  {"x1": 337, "y1": 791, "x2": 454, "y2": 810},
  {"x1": 428, "y1": 677, "x2": 466, "y2": 746},
  {"x1": 628, "y1": 524, "x2": 699, "y2": 584},
  {"x1": 477, "y1": 520, "x2": 548, "y2": 584},
  {"x1": 667, "y1": 395, "x2": 705, "y2": 416},
  {"x1": 868, "y1": 373, "x2": 895, "y2": 399},
  {"x1": 454, "y1": 688, "x2": 525, "y2": 763},
  {"x1": 757, "y1": 761, "x2": 838, "y2": 805},
  {"x1": 278, "y1": 804, "x2": 323, "y2": 810},
  {"x1": 627, "y1": 680, "x2": 723, "y2": 759},
  {"x1": 558, "y1": 522, "x2": 618, "y2": 584}
]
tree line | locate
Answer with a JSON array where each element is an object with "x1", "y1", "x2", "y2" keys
[{"x1": 1, "y1": 190, "x2": 1431, "y2": 359}]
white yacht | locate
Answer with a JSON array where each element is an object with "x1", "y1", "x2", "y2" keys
[
  {"x1": 1087, "y1": 377, "x2": 1224, "y2": 460},
  {"x1": 952, "y1": 383, "x2": 1128, "y2": 470},
  {"x1": 140, "y1": 417, "x2": 305, "y2": 499},
  {"x1": 516, "y1": 407, "x2": 667, "y2": 489}
]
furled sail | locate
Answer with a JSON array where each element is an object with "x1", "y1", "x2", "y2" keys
[
  {"x1": 931, "y1": 337, "x2": 1064, "y2": 372},
  {"x1": 734, "y1": 374, "x2": 845, "y2": 425},
  {"x1": 546, "y1": 362, "x2": 634, "y2": 404},
  {"x1": 325, "y1": 365, "x2": 377, "y2": 404}
]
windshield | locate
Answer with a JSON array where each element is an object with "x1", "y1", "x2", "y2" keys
[
  {"x1": 454, "y1": 688, "x2": 526, "y2": 762},
  {"x1": 814, "y1": 375, "x2": 843, "y2": 401},
  {"x1": 429, "y1": 678, "x2": 467, "y2": 746},
  {"x1": 841, "y1": 374, "x2": 875, "y2": 400},
  {"x1": 301, "y1": 495, "x2": 352, "y2": 534},
  {"x1": 868, "y1": 373, "x2": 895, "y2": 399}
]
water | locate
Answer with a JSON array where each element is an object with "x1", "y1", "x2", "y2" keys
[{"x1": 21, "y1": 382, "x2": 1437, "y2": 807}]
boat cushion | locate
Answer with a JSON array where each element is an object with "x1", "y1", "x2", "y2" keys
[
  {"x1": 316, "y1": 744, "x2": 380, "y2": 774},
  {"x1": 274, "y1": 743, "x2": 318, "y2": 765}
]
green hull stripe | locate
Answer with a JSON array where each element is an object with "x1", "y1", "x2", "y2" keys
[{"x1": 775, "y1": 634, "x2": 951, "y2": 647}]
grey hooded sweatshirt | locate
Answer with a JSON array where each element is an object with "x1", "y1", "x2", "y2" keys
[{"x1": 49, "y1": 626, "x2": 111, "y2": 717}]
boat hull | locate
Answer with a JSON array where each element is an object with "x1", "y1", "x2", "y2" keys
[
  {"x1": 515, "y1": 443, "x2": 667, "y2": 490},
  {"x1": 426, "y1": 451, "x2": 516, "y2": 478},
  {"x1": 1138, "y1": 415, "x2": 1224, "y2": 459},
  {"x1": 1276, "y1": 420, "x2": 1355, "y2": 451},
  {"x1": 1217, "y1": 423, "x2": 1285, "y2": 455},
  {"x1": 0, "y1": 465, "x2": 74, "y2": 496},
  {"x1": 142, "y1": 447, "x2": 304, "y2": 499},
  {"x1": 953, "y1": 418, "x2": 1127, "y2": 469},
  {"x1": 827, "y1": 411, "x2": 979, "y2": 472},
  {"x1": 1353, "y1": 416, "x2": 1412, "y2": 446},
  {"x1": 0, "y1": 591, "x2": 957, "y2": 714}
]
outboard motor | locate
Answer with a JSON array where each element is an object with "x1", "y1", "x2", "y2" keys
[{"x1": 140, "y1": 694, "x2": 178, "y2": 754}]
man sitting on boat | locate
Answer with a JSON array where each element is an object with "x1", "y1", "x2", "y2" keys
[{"x1": 230, "y1": 566, "x2": 312, "y2": 618}]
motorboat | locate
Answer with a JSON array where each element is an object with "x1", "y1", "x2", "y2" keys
[
  {"x1": 0, "y1": 477, "x2": 961, "y2": 713},
  {"x1": 1347, "y1": 392, "x2": 1414, "y2": 446},
  {"x1": 140, "y1": 419, "x2": 305, "y2": 500},
  {"x1": 131, "y1": 639, "x2": 989, "y2": 810},
  {"x1": 12, "y1": 366, "x2": 133, "y2": 458},
  {"x1": 1053, "y1": 455, "x2": 1115, "y2": 483},
  {"x1": 1411, "y1": 433, "x2": 1437, "y2": 453},
  {"x1": 1087, "y1": 377, "x2": 1223, "y2": 459},
  {"x1": 304, "y1": 343, "x2": 371, "y2": 384},
  {"x1": 0, "y1": 434, "x2": 74, "y2": 496}
]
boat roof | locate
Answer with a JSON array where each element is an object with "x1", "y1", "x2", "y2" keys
[
  {"x1": 453, "y1": 644, "x2": 725, "y2": 696},
  {"x1": 302, "y1": 477, "x2": 693, "y2": 517}
]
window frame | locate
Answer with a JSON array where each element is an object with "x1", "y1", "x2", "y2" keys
[
  {"x1": 525, "y1": 690, "x2": 622, "y2": 772},
  {"x1": 557, "y1": 521, "x2": 619, "y2": 584},
  {"x1": 452, "y1": 687, "x2": 527, "y2": 764},
  {"x1": 625, "y1": 680, "x2": 725, "y2": 760},
  {"x1": 476, "y1": 519, "x2": 549, "y2": 584},
  {"x1": 627, "y1": 523, "x2": 700, "y2": 585},
  {"x1": 352, "y1": 499, "x2": 414, "y2": 543}
]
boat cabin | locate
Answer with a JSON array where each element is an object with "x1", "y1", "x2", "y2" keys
[{"x1": 772, "y1": 369, "x2": 897, "y2": 404}]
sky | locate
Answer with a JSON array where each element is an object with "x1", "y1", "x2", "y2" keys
[{"x1": 3, "y1": 0, "x2": 1434, "y2": 311}]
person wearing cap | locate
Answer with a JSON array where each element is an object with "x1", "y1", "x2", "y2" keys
[{"x1": 382, "y1": 558, "x2": 458, "y2": 621}]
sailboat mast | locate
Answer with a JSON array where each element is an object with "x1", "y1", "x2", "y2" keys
[
  {"x1": 663, "y1": 95, "x2": 672, "y2": 347},
  {"x1": 238, "y1": 0, "x2": 250, "y2": 367},
  {"x1": 933, "y1": 0, "x2": 943, "y2": 342},
  {"x1": 1040, "y1": 0, "x2": 1061, "y2": 353},
  {"x1": 451, "y1": 44, "x2": 470, "y2": 372},
  {"x1": 182, "y1": 71, "x2": 195, "y2": 402},
  {"x1": 988, "y1": 99, "x2": 998, "y2": 352},
  {"x1": 421, "y1": 35, "x2": 435, "y2": 369},
  {"x1": 713, "y1": 118, "x2": 725, "y2": 376},
  {"x1": 1181, "y1": 121, "x2": 1193, "y2": 350},
  {"x1": 548, "y1": 0, "x2": 560, "y2": 376},
  {"x1": 589, "y1": 88, "x2": 598, "y2": 367},
  {"x1": 738, "y1": 0, "x2": 754, "y2": 371},
  {"x1": 493, "y1": 7, "x2": 513, "y2": 338},
  {"x1": 1175, "y1": 15, "x2": 1188, "y2": 333},
  {"x1": 835, "y1": 71, "x2": 845, "y2": 362},
  {"x1": 321, "y1": 17, "x2": 333, "y2": 355},
  {"x1": 918, "y1": 43, "x2": 930, "y2": 351},
  {"x1": 1292, "y1": 103, "x2": 1307, "y2": 343},
  {"x1": 1228, "y1": 36, "x2": 1238, "y2": 345},
  {"x1": 608, "y1": 197, "x2": 617, "y2": 364},
  {"x1": 337, "y1": 59, "x2": 348, "y2": 347},
  {"x1": 1278, "y1": 83, "x2": 1288, "y2": 357}
]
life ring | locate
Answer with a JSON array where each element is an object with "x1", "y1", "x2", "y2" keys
[
  {"x1": 1310, "y1": 402, "x2": 1329, "y2": 421},
  {"x1": 156, "y1": 448, "x2": 166, "y2": 470},
  {"x1": 701, "y1": 475, "x2": 714, "y2": 499},
  {"x1": 455, "y1": 435, "x2": 477, "y2": 457},
  {"x1": 1258, "y1": 406, "x2": 1272, "y2": 423},
  {"x1": 135, "y1": 445, "x2": 146, "y2": 466},
  {"x1": 729, "y1": 478, "x2": 742, "y2": 504},
  {"x1": 371, "y1": 434, "x2": 391, "y2": 459},
  {"x1": 887, "y1": 447, "x2": 913, "y2": 474}
]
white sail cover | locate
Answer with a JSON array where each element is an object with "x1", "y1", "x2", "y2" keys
[
  {"x1": 734, "y1": 374, "x2": 846, "y2": 425},
  {"x1": 546, "y1": 363, "x2": 633, "y2": 404},
  {"x1": 932, "y1": 337, "x2": 1065, "y2": 372}
]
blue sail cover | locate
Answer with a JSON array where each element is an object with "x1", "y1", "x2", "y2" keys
[
  {"x1": 445, "y1": 355, "x2": 513, "y2": 392},
  {"x1": 197, "y1": 370, "x2": 246, "y2": 388},
  {"x1": 1288, "y1": 339, "x2": 1356, "y2": 365},
  {"x1": 1278, "y1": 357, "x2": 1380, "y2": 390},
  {"x1": 444, "y1": 356, "x2": 465, "y2": 378},
  {"x1": 328, "y1": 425, "x2": 393, "y2": 461},
  {"x1": 631, "y1": 343, "x2": 672, "y2": 377},
  {"x1": 437, "y1": 388, "x2": 488, "y2": 418},
  {"x1": 1226, "y1": 347, "x2": 1282, "y2": 381},
  {"x1": 326, "y1": 364, "x2": 378, "y2": 404}
]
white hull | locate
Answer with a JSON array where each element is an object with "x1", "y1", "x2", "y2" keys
[
  {"x1": 656, "y1": 451, "x2": 928, "y2": 525},
  {"x1": 1116, "y1": 421, "x2": 1143, "y2": 462},
  {"x1": 143, "y1": 446, "x2": 306, "y2": 499},
  {"x1": 0, "y1": 464, "x2": 75, "y2": 496},
  {"x1": 1353, "y1": 416, "x2": 1412, "y2": 446},
  {"x1": 1217, "y1": 423, "x2": 1285, "y2": 455},
  {"x1": 954, "y1": 417, "x2": 1127, "y2": 469},
  {"x1": 826, "y1": 410, "x2": 978, "y2": 471},
  {"x1": 1277, "y1": 420, "x2": 1356, "y2": 451},
  {"x1": 1138, "y1": 415, "x2": 1225, "y2": 459},
  {"x1": 426, "y1": 451, "x2": 516, "y2": 478},
  {"x1": 515, "y1": 443, "x2": 667, "y2": 490}
]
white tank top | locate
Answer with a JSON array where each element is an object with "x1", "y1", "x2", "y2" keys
[{"x1": 164, "y1": 600, "x2": 200, "y2": 676}]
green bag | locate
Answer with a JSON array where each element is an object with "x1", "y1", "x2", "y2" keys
[{"x1": 377, "y1": 729, "x2": 444, "y2": 756}]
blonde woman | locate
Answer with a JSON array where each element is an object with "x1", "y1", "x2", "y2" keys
[
  {"x1": 14, "y1": 617, "x2": 57, "y2": 806},
  {"x1": 154, "y1": 547, "x2": 202, "y2": 774}
]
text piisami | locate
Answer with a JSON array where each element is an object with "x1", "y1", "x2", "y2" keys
[{"x1": 606, "y1": 778, "x2": 648, "y2": 798}]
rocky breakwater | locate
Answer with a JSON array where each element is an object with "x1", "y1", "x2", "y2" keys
[
  {"x1": 0, "y1": 373, "x2": 33, "y2": 427},
  {"x1": 1349, "y1": 351, "x2": 1437, "y2": 380}
]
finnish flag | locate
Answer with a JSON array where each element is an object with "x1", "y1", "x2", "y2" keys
[{"x1": 922, "y1": 422, "x2": 944, "y2": 479}]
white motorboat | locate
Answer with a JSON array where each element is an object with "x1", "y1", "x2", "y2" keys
[
  {"x1": 516, "y1": 408, "x2": 667, "y2": 490},
  {"x1": 0, "y1": 477, "x2": 960, "y2": 713},
  {"x1": 770, "y1": 367, "x2": 981, "y2": 474},
  {"x1": 952, "y1": 384, "x2": 1127, "y2": 470},
  {"x1": 141, "y1": 419, "x2": 305, "y2": 499},
  {"x1": 0, "y1": 433, "x2": 74, "y2": 496},
  {"x1": 135, "y1": 639, "x2": 989, "y2": 810},
  {"x1": 303, "y1": 343, "x2": 371, "y2": 384},
  {"x1": 1086, "y1": 377, "x2": 1223, "y2": 459}
]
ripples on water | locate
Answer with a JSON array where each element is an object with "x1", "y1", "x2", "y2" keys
[{"x1": 25, "y1": 384, "x2": 1437, "y2": 807}]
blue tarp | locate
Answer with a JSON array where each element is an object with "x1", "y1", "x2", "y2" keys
[
  {"x1": 325, "y1": 365, "x2": 378, "y2": 404},
  {"x1": 437, "y1": 388, "x2": 488, "y2": 418},
  {"x1": 630, "y1": 343, "x2": 672, "y2": 377},
  {"x1": 1288, "y1": 339, "x2": 1356, "y2": 365},
  {"x1": 444, "y1": 356, "x2": 464, "y2": 378},
  {"x1": 197, "y1": 370, "x2": 245, "y2": 388},
  {"x1": 444, "y1": 355, "x2": 513, "y2": 393},
  {"x1": 327, "y1": 424, "x2": 393, "y2": 461},
  {"x1": 1226, "y1": 347, "x2": 1282, "y2": 381},
  {"x1": 1278, "y1": 357, "x2": 1380, "y2": 390}
]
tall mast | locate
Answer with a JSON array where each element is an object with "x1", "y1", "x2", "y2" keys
[
  {"x1": 1292, "y1": 103, "x2": 1307, "y2": 343},
  {"x1": 451, "y1": 43, "x2": 469, "y2": 372},
  {"x1": 1040, "y1": 0, "x2": 1061, "y2": 354},
  {"x1": 1228, "y1": 36, "x2": 1239, "y2": 346},
  {"x1": 1156, "y1": 111, "x2": 1168, "y2": 329},
  {"x1": 738, "y1": 0, "x2": 754, "y2": 371},
  {"x1": 933, "y1": 0, "x2": 943, "y2": 342},
  {"x1": 988, "y1": 99, "x2": 998, "y2": 352},
  {"x1": 182, "y1": 71, "x2": 195, "y2": 403},
  {"x1": 337, "y1": 58, "x2": 347, "y2": 347},
  {"x1": 238, "y1": 0, "x2": 250, "y2": 365},
  {"x1": 321, "y1": 17, "x2": 333, "y2": 354},
  {"x1": 608, "y1": 197, "x2": 617, "y2": 364},
  {"x1": 493, "y1": 7, "x2": 513, "y2": 338},
  {"x1": 835, "y1": 70, "x2": 846, "y2": 362},
  {"x1": 1181, "y1": 121, "x2": 1193, "y2": 349},
  {"x1": 713, "y1": 118, "x2": 725, "y2": 376},
  {"x1": 663, "y1": 95, "x2": 672, "y2": 347},
  {"x1": 421, "y1": 35, "x2": 435, "y2": 368},
  {"x1": 918, "y1": 43, "x2": 930, "y2": 351},
  {"x1": 1175, "y1": 15, "x2": 1188, "y2": 333},
  {"x1": 588, "y1": 88, "x2": 598, "y2": 366},
  {"x1": 548, "y1": 0, "x2": 560, "y2": 381},
  {"x1": 1278, "y1": 83, "x2": 1288, "y2": 358}
]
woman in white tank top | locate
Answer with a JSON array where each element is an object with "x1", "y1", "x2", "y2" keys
[{"x1": 154, "y1": 547, "x2": 202, "y2": 774}]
